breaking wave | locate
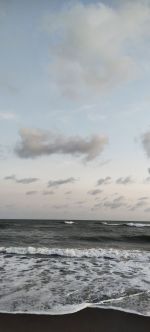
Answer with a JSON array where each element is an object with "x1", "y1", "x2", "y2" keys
[
  {"x1": 102, "y1": 222, "x2": 150, "y2": 228},
  {"x1": 125, "y1": 223, "x2": 150, "y2": 227},
  {"x1": 0, "y1": 246, "x2": 150, "y2": 259}
]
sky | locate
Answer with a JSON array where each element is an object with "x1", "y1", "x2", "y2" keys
[{"x1": 1, "y1": 0, "x2": 150, "y2": 220}]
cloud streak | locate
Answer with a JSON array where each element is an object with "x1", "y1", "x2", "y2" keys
[
  {"x1": 43, "y1": 190, "x2": 54, "y2": 195},
  {"x1": 88, "y1": 189, "x2": 102, "y2": 195},
  {"x1": 48, "y1": 177, "x2": 76, "y2": 188},
  {"x1": 26, "y1": 191, "x2": 37, "y2": 195},
  {"x1": 4, "y1": 175, "x2": 39, "y2": 184},
  {"x1": 15, "y1": 128, "x2": 108, "y2": 161},
  {"x1": 116, "y1": 176, "x2": 134, "y2": 185}
]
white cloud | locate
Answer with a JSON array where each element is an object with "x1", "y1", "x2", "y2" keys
[
  {"x1": 43, "y1": 1, "x2": 150, "y2": 98},
  {"x1": 0, "y1": 112, "x2": 17, "y2": 120}
]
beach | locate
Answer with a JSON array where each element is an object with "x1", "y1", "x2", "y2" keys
[{"x1": 0, "y1": 308, "x2": 150, "y2": 332}]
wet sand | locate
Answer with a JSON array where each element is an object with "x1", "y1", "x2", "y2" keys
[{"x1": 0, "y1": 308, "x2": 150, "y2": 332}]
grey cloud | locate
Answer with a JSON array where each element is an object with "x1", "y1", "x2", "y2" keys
[
  {"x1": 88, "y1": 189, "x2": 103, "y2": 195},
  {"x1": 48, "y1": 177, "x2": 76, "y2": 188},
  {"x1": 92, "y1": 202, "x2": 102, "y2": 210},
  {"x1": 145, "y1": 207, "x2": 150, "y2": 213},
  {"x1": 76, "y1": 201, "x2": 85, "y2": 205},
  {"x1": 16, "y1": 178, "x2": 39, "y2": 184},
  {"x1": 103, "y1": 201, "x2": 125, "y2": 209},
  {"x1": 97, "y1": 177, "x2": 111, "y2": 186},
  {"x1": 148, "y1": 168, "x2": 150, "y2": 174},
  {"x1": 26, "y1": 191, "x2": 37, "y2": 195},
  {"x1": 4, "y1": 175, "x2": 39, "y2": 184},
  {"x1": 0, "y1": 79, "x2": 19, "y2": 95},
  {"x1": 144, "y1": 177, "x2": 150, "y2": 183},
  {"x1": 0, "y1": 145, "x2": 11, "y2": 160},
  {"x1": 141, "y1": 131, "x2": 150, "y2": 158},
  {"x1": 113, "y1": 196, "x2": 125, "y2": 203},
  {"x1": 93, "y1": 197, "x2": 126, "y2": 210},
  {"x1": 53, "y1": 204, "x2": 68, "y2": 209},
  {"x1": 128, "y1": 200, "x2": 148, "y2": 211},
  {"x1": 99, "y1": 159, "x2": 112, "y2": 167},
  {"x1": 136, "y1": 200, "x2": 147, "y2": 208},
  {"x1": 43, "y1": 190, "x2": 54, "y2": 195},
  {"x1": 116, "y1": 176, "x2": 134, "y2": 185},
  {"x1": 15, "y1": 128, "x2": 108, "y2": 161},
  {"x1": 138, "y1": 196, "x2": 148, "y2": 201},
  {"x1": 4, "y1": 175, "x2": 16, "y2": 180},
  {"x1": 65, "y1": 191, "x2": 72, "y2": 195}
]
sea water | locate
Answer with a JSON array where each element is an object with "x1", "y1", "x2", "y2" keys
[{"x1": 0, "y1": 219, "x2": 150, "y2": 316}]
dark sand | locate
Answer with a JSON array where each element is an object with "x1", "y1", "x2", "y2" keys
[{"x1": 0, "y1": 308, "x2": 150, "y2": 332}]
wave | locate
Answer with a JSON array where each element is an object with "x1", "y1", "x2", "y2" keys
[
  {"x1": 102, "y1": 222, "x2": 150, "y2": 228},
  {"x1": 102, "y1": 222, "x2": 119, "y2": 226},
  {"x1": 0, "y1": 246, "x2": 149, "y2": 259},
  {"x1": 124, "y1": 223, "x2": 150, "y2": 227},
  {"x1": 0, "y1": 300, "x2": 149, "y2": 317}
]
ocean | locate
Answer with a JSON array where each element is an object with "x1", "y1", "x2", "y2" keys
[{"x1": 0, "y1": 219, "x2": 150, "y2": 316}]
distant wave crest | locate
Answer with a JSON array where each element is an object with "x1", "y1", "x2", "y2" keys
[
  {"x1": 102, "y1": 222, "x2": 150, "y2": 228},
  {"x1": 124, "y1": 223, "x2": 150, "y2": 227}
]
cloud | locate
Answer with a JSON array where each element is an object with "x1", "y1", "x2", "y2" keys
[
  {"x1": 43, "y1": 190, "x2": 54, "y2": 195},
  {"x1": 0, "y1": 112, "x2": 17, "y2": 120},
  {"x1": 113, "y1": 195, "x2": 125, "y2": 203},
  {"x1": 53, "y1": 204, "x2": 68, "y2": 209},
  {"x1": 43, "y1": 1, "x2": 150, "y2": 98},
  {"x1": 76, "y1": 200, "x2": 85, "y2": 205},
  {"x1": 26, "y1": 191, "x2": 38, "y2": 195},
  {"x1": 148, "y1": 168, "x2": 150, "y2": 174},
  {"x1": 99, "y1": 159, "x2": 112, "y2": 167},
  {"x1": 145, "y1": 207, "x2": 150, "y2": 213},
  {"x1": 141, "y1": 131, "x2": 150, "y2": 158},
  {"x1": 138, "y1": 196, "x2": 148, "y2": 200},
  {"x1": 129, "y1": 199, "x2": 148, "y2": 211},
  {"x1": 144, "y1": 177, "x2": 150, "y2": 183},
  {"x1": 48, "y1": 177, "x2": 76, "y2": 188},
  {"x1": 136, "y1": 200, "x2": 147, "y2": 208},
  {"x1": 4, "y1": 175, "x2": 16, "y2": 180},
  {"x1": 116, "y1": 176, "x2": 134, "y2": 185},
  {"x1": 92, "y1": 202, "x2": 102, "y2": 210},
  {"x1": 97, "y1": 176, "x2": 111, "y2": 186},
  {"x1": 0, "y1": 144, "x2": 10, "y2": 160},
  {"x1": 93, "y1": 195, "x2": 126, "y2": 210},
  {"x1": 15, "y1": 128, "x2": 108, "y2": 161},
  {"x1": 104, "y1": 200, "x2": 125, "y2": 209},
  {"x1": 65, "y1": 191, "x2": 72, "y2": 195},
  {"x1": 4, "y1": 175, "x2": 39, "y2": 184},
  {"x1": 16, "y1": 178, "x2": 39, "y2": 184},
  {"x1": 0, "y1": 79, "x2": 19, "y2": 95},
  {"x1": 88, "y1": 189, "x2": 103, "y2": 195}
]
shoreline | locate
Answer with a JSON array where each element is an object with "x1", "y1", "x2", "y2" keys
[{"x1": 0, "y1": 307, "x2": 150, "y2": 332}]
